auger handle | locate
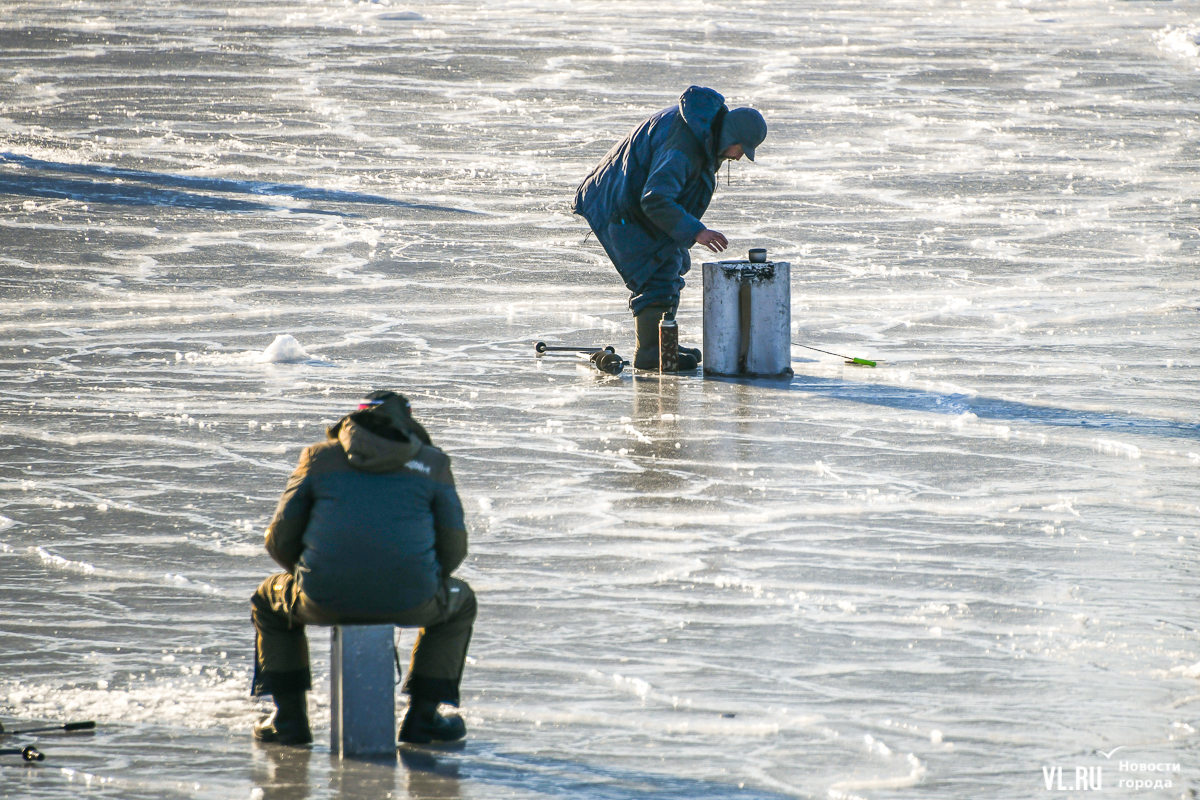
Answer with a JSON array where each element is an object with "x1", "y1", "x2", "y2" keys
[{"x1": 535, "y1": 342, "x2": 616, "y2": 354}]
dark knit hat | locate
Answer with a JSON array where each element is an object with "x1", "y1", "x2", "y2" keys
[
  {"x1": 718, "y1": 107, "x2": 768, "y2": 161},
  {"x1": 351, "y1": 389, "x2": 434, "y2": 445},
  {"x1": 357, "y1": 389, "x2": 411, "y2": 424}
]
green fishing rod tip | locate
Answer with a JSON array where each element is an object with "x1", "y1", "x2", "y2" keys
[{"x1": 846, "y1": 358, "x2": 877, "y2": 367}]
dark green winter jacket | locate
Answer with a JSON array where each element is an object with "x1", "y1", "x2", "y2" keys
[{"x1": 264, "y1": 416, "x2": 467, "y2": 615}]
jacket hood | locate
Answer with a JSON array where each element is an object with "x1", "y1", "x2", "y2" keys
[
  {"x1": 327, "y1": 407, "x2": 432, "y2": 447},
  {"x1": 337, "y1": 418, "x2": 422, "y2": 473},
  {"x1": 677, "y1": 86, "x2": 727, "y2": 167}
]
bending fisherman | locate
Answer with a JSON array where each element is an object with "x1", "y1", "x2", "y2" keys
[{"x1": 572, "y1": 85, "x2": 767, "y2": 370}]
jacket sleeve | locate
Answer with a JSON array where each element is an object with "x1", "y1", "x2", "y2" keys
[
  {"x1": 639, "y1": 148, "x2": 706, "y2": 246},
  {"x1": 430, "y1": 454, "x2": 468, "y2": 577},
  {"x1": 264, "y1": 447, "x2": 315, "y2": 572}
]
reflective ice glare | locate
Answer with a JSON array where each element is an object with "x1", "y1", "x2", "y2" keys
[{"x1": 1, "y1": 2, "x2": 1200, "y2": 799}]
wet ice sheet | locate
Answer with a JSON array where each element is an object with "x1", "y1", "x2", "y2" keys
[{"x1": 1, "y1": 0, "x2": 1200, "y2": 798}]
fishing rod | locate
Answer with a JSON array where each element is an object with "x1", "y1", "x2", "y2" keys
[
  {"x1": 794, "y1": 343, "x2": 876, "y2": 368},
  {"x1": 0, "y1": 720, "x2": 95, "y2": 736}
]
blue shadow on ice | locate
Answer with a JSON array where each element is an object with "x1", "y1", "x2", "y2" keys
[
  {"x1": 774, "y1": 373, "x2": 1200, "y2": 442},
  {"x1": 400, "y1": 747, "x2": 798, "y2": 800},
  {"x1": 0, "y1": 172, "x2": 319, "y2": 214},
  {"x1": 0, "y1": 153, "x2": 481, "y2": 215},
  {"x1": 702, "y1": 372, "x2": 1200, "y2": 442}
]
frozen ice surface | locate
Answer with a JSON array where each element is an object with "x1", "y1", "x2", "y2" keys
[{"x1": 1, "y1": 0, "x2": 1199, "y2": 798}]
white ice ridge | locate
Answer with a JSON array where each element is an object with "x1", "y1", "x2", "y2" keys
[
  {"x1": 471, "y1": 702, "x2": 804, "y2": 738},
  {"x1": 35, "y1": 546, "x2": 96, "y2": 575},
  {"x1": 1091, "y1": 438, "x2": 1141, "y2": 460},
  {"x1": 581, "y1": 669, "x2": 818, "y2": 734},
  {"x1": 2, "y1": 674, "x2": 259, "y2": 730},
  {"x1": 27, "y1": 545, "x2": 222, "y2": 594},
  {"x1": 828, "y1": 753, "x2": 927, "y2": 795}
]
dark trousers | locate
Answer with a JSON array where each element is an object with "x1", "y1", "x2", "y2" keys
[
  {"x1": 250, "y1": 572, "x2": 476, "y2": 706},
  {"x1": 627, "y1": 252, "x2": 687, "y2": 315},
  {"x1": 593, "y1": 219, "x2": 690, "y2": 314}
]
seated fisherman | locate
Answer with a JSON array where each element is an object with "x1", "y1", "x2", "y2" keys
[{"x1": 250, "y1": 390, "x2": 476, "y2": 746}]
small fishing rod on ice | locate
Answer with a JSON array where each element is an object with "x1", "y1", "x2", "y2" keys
[{"x1": 794, "y1": 343, "x2": 877, "y2": 368}]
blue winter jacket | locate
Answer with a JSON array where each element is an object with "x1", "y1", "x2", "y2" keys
[{"x1": 572, "y1": 86, "x2": 728, "y2": 291}]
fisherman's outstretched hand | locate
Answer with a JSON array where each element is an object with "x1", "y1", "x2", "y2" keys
[{"x1": 695, "y1": 229, "x2": 728, "y2": 253}]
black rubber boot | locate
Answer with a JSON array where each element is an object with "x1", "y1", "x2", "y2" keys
[
  {"x1": 399, "y1": 698, "x2": 466, "y2": 745},
  {"x1": 253, "y1": 692, "x2": 313, "y2": 746},
  {"x1": 669, "y1": 342, "x2": 699, "y2": 371},
  {"x1": 634, "y1": 303, "x2": 669, "y2": 370}
]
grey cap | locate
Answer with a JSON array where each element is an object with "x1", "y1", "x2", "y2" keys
[{"x1": 718, "y1": 107, "x2": 768, "y2": 161}]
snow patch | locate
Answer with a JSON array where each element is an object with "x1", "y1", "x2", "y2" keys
[
  {"x1": 1170, "y1": 661, "x2": 1200, "y2": 679},
  {"x1": 257, "y1": 334, "x2": 311, "y2": 363},
  {"x1": 1155, "y1": 25, "x2": 1200, "y2": 62},
  {"x1": 175, "y1": 334, "x2": 315, "y2": 366}
]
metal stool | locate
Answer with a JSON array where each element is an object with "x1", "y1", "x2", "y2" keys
[{"x1": 330, "y1": 625, "x2": 396, "y2": 758}]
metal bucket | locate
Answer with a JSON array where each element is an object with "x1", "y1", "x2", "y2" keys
[{"x1": 702, "y1": 260, "x2": 792, "y2": 378}]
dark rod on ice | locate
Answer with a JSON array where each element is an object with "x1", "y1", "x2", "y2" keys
[
  {"x1": 534, "y1": 342, "x2": 617, "y2": 354},
  {"x1": 794, "y1": 343, "x2": 876, "y2": 368},
  {"x1": 0, "y1": 720, "x2": 95, "y2": 736},
  {"x1": 0, "y1": 746, "x2": 44, "y2": 761}
]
